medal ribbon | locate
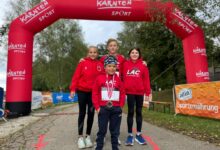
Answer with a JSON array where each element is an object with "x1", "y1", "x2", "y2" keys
[{"x1": 106, "y1": 74, "x2": 114, "y2": 100}]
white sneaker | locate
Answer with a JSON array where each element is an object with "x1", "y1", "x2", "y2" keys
[
  {"x1": 104, "y1": 137, "x2": 106, "y2": 143},
  {"x1": 78, "y1": 137, "x2": 86, "y2": 149},
  {"x1": 118, "y1": 139, "x2": 121, "y2": 145},
  {"x1": 85, "y1": 136, "x2": 93, "y2": 148}
]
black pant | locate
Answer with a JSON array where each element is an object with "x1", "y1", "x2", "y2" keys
[
  {"x1": 96, "y1": 106, "x2": 122, "y2": 150},
  {"x1": 77, "y1": 90, "x2": 95, "y2": 135},
  {"x1": 127, "y1": 94, "x2": 144, "y2": 133}
]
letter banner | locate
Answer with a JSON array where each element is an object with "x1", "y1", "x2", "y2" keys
[{"x1": 175, "y1": 81, "x2": 220, "y2": 119}]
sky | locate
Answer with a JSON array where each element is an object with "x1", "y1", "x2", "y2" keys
[{"x1": 0, "y1": 0, "x2": 123, "y2": 90}]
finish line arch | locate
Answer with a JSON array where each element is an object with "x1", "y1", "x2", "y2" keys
[{"x1": 6, "y1": 0, "x2": 209, "y2": 116}]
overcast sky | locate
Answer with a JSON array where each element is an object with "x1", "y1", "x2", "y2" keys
[{"x1": 0, "y1": 0, "x2": 123, "y2": 90}]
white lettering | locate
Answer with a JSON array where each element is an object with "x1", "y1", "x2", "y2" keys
[
  {"x1": 127, "y1": 69, "x2": 140, "y2": 77},
  {"x1": 196, "y1": 71, "x2": 209, "y2": 80},
  {"x1": 193, "y1": 47, "x2": 206, "y2": 56},
  {"x1": 19, "y1": 0, "x2": 50, "y2": 24},
  {"x1": 178, "y1": 21, "x2": 192, "y2": 34},
  {"x1": 97, "y1": 0, "x2": 132, "y2": 9},
  {"x1": 178, "y1": 103, "x2": 218, "y2": 113},
  {"x1": 112, "y1": 11, "x2": 132, "y2": 16},
  {"x1": 173, "y1": 8, "x2": 198, "y2": 30},
  {"x1": 8, "y1": 43, "x2": 26, "y2": 53},
  {"x1": 39, "y1": 9, "x2": 55, "y2": 22},
  {"x1": 7, "y1": 69, "x2": 26, "y2": 80}
]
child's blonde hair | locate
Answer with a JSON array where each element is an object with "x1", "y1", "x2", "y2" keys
[
  {"x1": 107, "y1": 38, "x2": 119, "y2": 46},
  {"x1": 88, "y1": 46, "x2": 98, "y2": 53}
]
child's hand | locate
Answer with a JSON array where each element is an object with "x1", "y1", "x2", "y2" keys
[
  {"x1": 142, "y1": 60, "x2": 147, "y2": 66},
  {"x1": 79, "y1": 58, "x2": 85, "y2": 62},
  {"x1": 144, "y1": 96, "x2": 149, "y2": 101},
  {"x1": 69, "y1": 91, "x2": 75, "y2": 99},
  {"x1": 97, "y1": 108, "x2": 100, "y2": 114}
]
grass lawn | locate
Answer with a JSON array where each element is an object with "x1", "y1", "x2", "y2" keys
[
  {"x1": 123, "y1": 106, "x2": 220, "y2": 146},
  {"x1": 123, "y1": 89, "x2": 220, "y2": 146}
]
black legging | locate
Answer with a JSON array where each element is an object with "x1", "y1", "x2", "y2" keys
[
  {"x1": 77, "y1": 90, "x2": 95, "y2": 135},
  {"x1": 127, "y1": 94, "x2": 144, "y2": 133}
]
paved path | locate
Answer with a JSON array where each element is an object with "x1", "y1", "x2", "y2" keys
[{"x1": 0, "y1": 104, "x2": 219, "y2": 150}]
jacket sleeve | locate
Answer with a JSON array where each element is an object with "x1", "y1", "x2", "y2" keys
[
  {"x1": 121, "y1": 61, "x2": 127, "y2": 82},
  {"x1": 69, "y1": 62, "x2": 83, "y2": 92},
  {"x1": 119, "y1": 79, "x2": 126, "y2": 107},
  {"x1": 100, "y1": 56, "x2": 105, "y2": 74},
  {"x1": 143, "y1": 66, "x2": 151, "y2": 96},
  {"x1": 119, "y1": 57, "x2": 125, "y2": 80},
  {"x1": 92, "y1": 76, "x2": 100, "y2": 111}
]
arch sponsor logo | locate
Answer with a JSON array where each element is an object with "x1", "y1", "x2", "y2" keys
[
  {"x1": 172, "y1": 8, "x2": 198, "y2": 34},
  {"x1": 178, "y1": 103, "x2": 219, "y2": 114},
  {"x1": 177, "y1": 88, "x2": 192, "y2": 100},
  {"x1": 97, "y1": 0, "x2": 133, "y2": 16},
  {"x1": 97, "y1": 0, "x2": 132, "y2": 9},
  {"x1": 7, "y1": 69, "x2": 26, "y2": 80},
  {"x1": 193, "y1": 47, "x2": 206, "y2": 56},
  {"x1": 8, "y1": 43, "x2": 26, "y2": 53},
  {"x1": 196, "y1": 71, "x2": 209, "y2": 80},
  {"x1": 19, "y1": 0, "x2": 53, "y2": 24}
]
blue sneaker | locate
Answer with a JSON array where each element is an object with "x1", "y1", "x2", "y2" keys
[
  {"x1": 125, "y1": 135, "x2": 134, "y2": 146},
  {"x1": 135, "y1": 134, "x2": 147, "y2": 145}
]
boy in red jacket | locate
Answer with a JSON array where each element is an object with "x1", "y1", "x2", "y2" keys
[
  {"x1": 100, "y1": 38, "x2": 125, "y2": 78},
  {"x1": 123, "y1": 48, "x2": 151, "y2": 146},
  {"x1": 92, "y1": 55, "x2": 125, "y2": 150}
]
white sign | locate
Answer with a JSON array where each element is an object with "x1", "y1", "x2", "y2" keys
[
  {"x1": 32, "y1": 91, "x2": 43, "y2": 109},
  {"x1": 178, "y1": 88, "x2": 192, "y2": 101}
]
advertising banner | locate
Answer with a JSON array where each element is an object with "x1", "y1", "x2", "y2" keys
[
  {"x1": 175, "y1": 81, "x2": 220, "y2": 119},
  {"x1": 41, "y1": 92, "x2": 53, "y2": 108},
  {"x1": 31, "y1": 91, "x2": 43, "y2": 110},
  {"x1": 52, "y1": 92, "x2": 78, "y2": 104}
]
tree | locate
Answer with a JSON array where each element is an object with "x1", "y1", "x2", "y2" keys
[
  {"x1": 117, "y1": 0, "x2": 220, "y2": 89},
  {"x1": 4, "y1": 0, "x2": 87, "y2": 91},
  {"x1": 33, "y1": 20, "x2": 87, "y2": 91}
]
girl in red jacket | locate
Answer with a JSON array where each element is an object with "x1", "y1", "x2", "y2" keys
[
  {"x1": 69, "y1": 46, "x2": 103, "y2": 149},
  {"x1": 92, "y1": 55, "x2": 125, "y2": 150},
  {"x1": 123, "y1": 48, "x2": 151, "y2": 146}
]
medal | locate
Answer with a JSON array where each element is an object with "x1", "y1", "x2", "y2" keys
[
  {"x1": 106, "y1": 74, "x2": 114, "y2": 108},
  {"x1": 106, "y1": 101, "x2": 113, "y2": 108}
]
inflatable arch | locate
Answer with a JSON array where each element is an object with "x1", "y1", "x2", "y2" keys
[{"x1": 6, "y1": 0, "x2": 209, "y2": 116}]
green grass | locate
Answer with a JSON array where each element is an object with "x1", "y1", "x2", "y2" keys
[
  {"x1": 141, "y1": 109, "x2": 220, "y2": 145},
  {"x1": 143, "y1": 89, "x2": 220, "y2": 145}
]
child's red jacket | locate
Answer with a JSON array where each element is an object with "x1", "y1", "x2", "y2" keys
[
  {"x1": 123, "y1": 59, "x2": 151, "y2": 96},
  {"x1": 92, "y1": 73, "x2": 125, "y2": 111},
  {"x1": 69, "y1": 57, "x2": 103, "y2": 92}
]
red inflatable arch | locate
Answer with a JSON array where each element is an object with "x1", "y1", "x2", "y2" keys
[{"x1": 6, "y1": 0, "x2": 209, "y2": 116}]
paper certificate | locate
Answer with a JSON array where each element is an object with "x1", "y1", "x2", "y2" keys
[{"x1": 101, "y1": 87, "x2": 119, "y2": 101}]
